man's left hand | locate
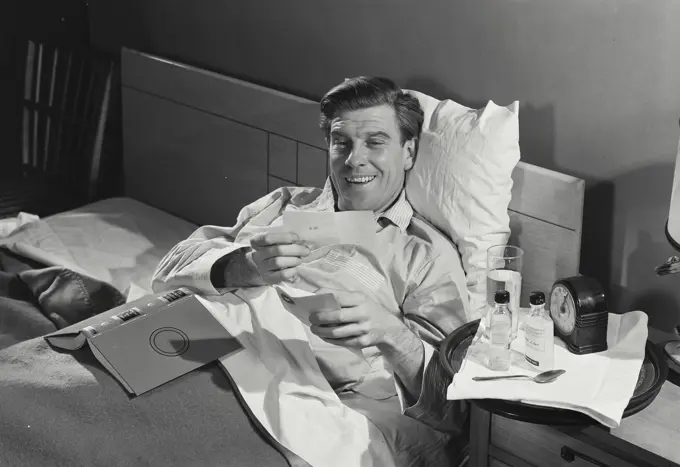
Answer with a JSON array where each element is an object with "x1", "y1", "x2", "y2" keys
[{"x1": 308, "y1": 288, "x2": 408, "y2": 349}]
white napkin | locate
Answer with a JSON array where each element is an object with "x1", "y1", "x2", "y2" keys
[{"x1": 447, "y1": 311, "x2": 648, "y2": 428}]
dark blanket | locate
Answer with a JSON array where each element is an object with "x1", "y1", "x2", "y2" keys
[
  {"x1": 0, "y1": 248, "x2": 303, "y2": 467},
  {"x1": 0, "y1": 248, "x2": 468, "y2": 467}
]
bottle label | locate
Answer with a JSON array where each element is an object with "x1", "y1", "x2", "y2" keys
[
  {"x1": 526, "y1": 355, "x2": 539, "y2": 367},
  {"x1": 525, "y1": 323, "x2": 545, "y2": 352}
]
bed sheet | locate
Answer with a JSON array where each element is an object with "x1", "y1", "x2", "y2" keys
[
  {"x1": 0, "y1": 248, "x2": 467, "y2": 467},
  {"x1": 0, "y1": 199, "x2": 469, "y2": 466},
  {"x1": 0, "y1": 197, "x2": 197, "y2": 300}
]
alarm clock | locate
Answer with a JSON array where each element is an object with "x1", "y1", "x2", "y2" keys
[{"x1": 549, "y1": 275, "x2": 609, "y2": 355}]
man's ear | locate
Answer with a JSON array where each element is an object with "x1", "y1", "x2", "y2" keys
[{"x1": 403, "y1": 138, "x2": 416, "y2": 171}]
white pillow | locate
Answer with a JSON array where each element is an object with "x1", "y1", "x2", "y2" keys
[{"x1": 405, "y1": 90, "x2": 521, "y2": 321}]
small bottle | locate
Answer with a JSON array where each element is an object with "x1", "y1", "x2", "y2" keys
[
  {"x1": 486, "y1": 290, "x2": 512, "y2": 371},
  {"x1": 524, "y1": 291, "x2": 555, "y2": 371}
]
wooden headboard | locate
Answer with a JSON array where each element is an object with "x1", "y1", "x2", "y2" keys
[{"x1": 120, "y1": 48, "x2": 585, "y2": 307}]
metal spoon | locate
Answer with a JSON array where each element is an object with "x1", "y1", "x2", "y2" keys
[{"x1": 472, "y1": 369, "x2": 566, "y2": 383}]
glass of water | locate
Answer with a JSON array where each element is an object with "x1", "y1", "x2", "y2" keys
[{"x1": 486, "y1": 245, "x2": 524, "y2": 340}]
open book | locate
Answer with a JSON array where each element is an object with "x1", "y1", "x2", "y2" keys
[{"x1": 45, "y1": 288, "x2": 242, "y2": 396}]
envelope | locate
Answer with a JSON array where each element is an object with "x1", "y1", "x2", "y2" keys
[
  {"x1": 274, "y1": 285, "x2": 366, "y2": 361},
  {"x1": 274, "y1": 285, "x2": 341, "y2": 327}
]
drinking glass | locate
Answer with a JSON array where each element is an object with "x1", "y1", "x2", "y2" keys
[{"x1": 486, "y1": 245, "x2": 524, "y2": 340}]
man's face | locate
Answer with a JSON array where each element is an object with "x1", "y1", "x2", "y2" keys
[{"x1": 328, "y1": 104, "x2": 415, "y2": 212}]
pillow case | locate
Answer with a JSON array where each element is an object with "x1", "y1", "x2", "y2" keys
[{"x1": 405, "y1": 90, "x2": 521, "y2": 320}]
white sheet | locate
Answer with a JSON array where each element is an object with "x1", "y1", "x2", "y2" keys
[
  {"x1": 200, "y1": 287, "x2": 395, "y2": 467},
  {"x1": 0, "y1": 197, "x2": 197, "y2": 300}
]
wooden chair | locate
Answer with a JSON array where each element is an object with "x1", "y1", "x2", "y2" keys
[{"x1": 0, "y1": 39, "x2": 114, "y2": 219}]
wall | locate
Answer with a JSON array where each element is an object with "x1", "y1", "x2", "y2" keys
[
  {"x1": 89, "y1": 0, "x2": 680, "y2": 339},
  {"x1": 0, "y1": 1, "x2": 20, "y2": 168}
]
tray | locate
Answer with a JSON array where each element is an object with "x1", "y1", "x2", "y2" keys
[{"x1": 439, "y1": 319, "x2": 668, "y2": 426}]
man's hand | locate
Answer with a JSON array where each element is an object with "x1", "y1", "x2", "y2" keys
[
  {"x1": 309, "y1": 287, "x2": 426, "y2": 398},
  {"x1": 248, "y1": 232, "x2": 310, "y2": 284},
  {"x1": 308, "y1": 288, "x2": 408, "y2": 349}
]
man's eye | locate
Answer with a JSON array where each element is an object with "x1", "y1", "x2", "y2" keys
[
  {"x1": 366, "y1": 140, "x2": 384, "y2": 148},
  {"x1": 333, "y1": 140, "x2": 349, "y2": 147}
]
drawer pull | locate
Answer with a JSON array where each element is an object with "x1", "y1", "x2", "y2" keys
[{"x1": 560, "y1": 446, "x2": 609, "y2": 466}]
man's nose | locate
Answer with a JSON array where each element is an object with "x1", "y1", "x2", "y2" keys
[{"x1": 345, "y1": 147, "x2": 368, "y2": 167}]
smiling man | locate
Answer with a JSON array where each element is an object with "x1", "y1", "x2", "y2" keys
[
  {"x1": 151, "y1": 77, "x2": 469, "y2": 462},
  {"x1": 324, "y1": 89, "x2": 416, "y2": 214}
]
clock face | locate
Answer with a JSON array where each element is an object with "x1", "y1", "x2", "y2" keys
[{"x1": 550, "y1": 284, "x2": 576, "y2": 335}]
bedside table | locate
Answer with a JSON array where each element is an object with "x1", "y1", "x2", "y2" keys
[
  {"x1": 469, "y1": 382, "x2": 680, "y2": 467},
  {"x1": 440, "y1": 320, "x2": 679, "y2": 467}
]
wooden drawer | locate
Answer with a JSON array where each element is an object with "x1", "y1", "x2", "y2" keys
[{"x1": 491, "y1": 416, "x2": 637, "y2": 467}]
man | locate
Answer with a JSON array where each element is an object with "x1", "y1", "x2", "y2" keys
[{"x1": 152, "y1": 77, "x2": 468, "y2": 433}]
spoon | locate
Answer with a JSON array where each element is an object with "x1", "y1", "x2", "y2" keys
[{"x1": 472, "y1": 369, "x2": 566, "y2": 383}]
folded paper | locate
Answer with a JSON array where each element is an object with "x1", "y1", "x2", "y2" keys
[{"x1": 283, "y1": 210, "x2": 376, "y2": 250}]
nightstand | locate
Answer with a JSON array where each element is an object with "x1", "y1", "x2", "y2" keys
[{"x1": 441, "y1": 320, "x2": 679, "y2": 467}]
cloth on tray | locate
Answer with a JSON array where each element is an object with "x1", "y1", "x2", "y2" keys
[{"x1": 447, "y1": 311, "x2": 648, "y2": 428}]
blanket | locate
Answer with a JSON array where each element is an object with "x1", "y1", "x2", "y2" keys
[
  {"x1": 0, "y1": 248, "x2": 468, "y2": 466},
  {"x1": 0, "y1": 248, "x2": 303, "y2": 467}
]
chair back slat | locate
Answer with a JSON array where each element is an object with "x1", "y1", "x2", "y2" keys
[
  {"x1": 21, "y1": 41, "x2": 35, "y2": 167},
  {"x1": 87, "y1": 61, "x2": 113, "y2": 200},
  {"x1": 42, "y1": 49, "x2": 59, "y2": 172},
  {"x1": 71, "y1": 59, "x2": 97, "y2": 177},
  {"x1": 31, "y1": 42, "x2": 44, "y2": 170},
  {"x1": 52, "y1": 50, "x2": 73, "y2": 175},
  {"x1": 19, "y1": 39, "x2": 114, "y2": 202}
]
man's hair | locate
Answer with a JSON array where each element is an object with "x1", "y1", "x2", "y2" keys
[{"x1": 319, "y1": 77, "x2": 424, "y2": 145}]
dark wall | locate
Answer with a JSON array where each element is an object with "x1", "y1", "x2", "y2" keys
[{"x1": 88, "y1": 0, "x2": 680, "y2": 339}]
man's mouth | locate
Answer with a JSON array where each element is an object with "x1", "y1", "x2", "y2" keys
[{"x1": 345, "y1": 175, "x2": 376, "y2": 185}]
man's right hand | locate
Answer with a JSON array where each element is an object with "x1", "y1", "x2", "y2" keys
[{"x1": 247, "y1": 232, "x2": 310, "y2": 284}]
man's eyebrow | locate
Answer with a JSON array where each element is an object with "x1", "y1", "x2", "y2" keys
[
  {"x1": 329, "y1": 129, "x2": 392, "y2": 139},
  {"x1": 364, "y1": 131, "x2": 391, "y2": 140}
]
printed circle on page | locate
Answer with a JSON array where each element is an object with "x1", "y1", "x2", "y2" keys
[{"x1": 149, "y1": 327, "x2": 190, "y2": 357}]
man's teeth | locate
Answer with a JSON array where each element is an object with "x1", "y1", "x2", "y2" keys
[{"x1": 346, "y1": 176, "x2": 376, "y2": 184}]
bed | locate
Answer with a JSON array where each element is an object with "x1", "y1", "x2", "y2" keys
[{"x1": 0, "y1": 48, "x2": 585, "y2": 467}]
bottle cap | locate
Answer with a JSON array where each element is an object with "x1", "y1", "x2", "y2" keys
[
  {"x1": 494, "y1": 290, "x2": 510, "y2": 304},
  {"x1": 529, "y1": 291, "x2": 545, "y2": 306}
]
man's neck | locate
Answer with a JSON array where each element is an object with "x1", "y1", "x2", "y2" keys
[
  {"x1": 373, "y1": 189, "x2": 403, "y2": 216},
  {"x1": 330, "y1": 182, "x2": 403, "y2": 215}
]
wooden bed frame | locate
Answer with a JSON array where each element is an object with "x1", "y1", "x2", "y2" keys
[{"x1": 120, "y1": 47, "x2": 585, "y2": 307}]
